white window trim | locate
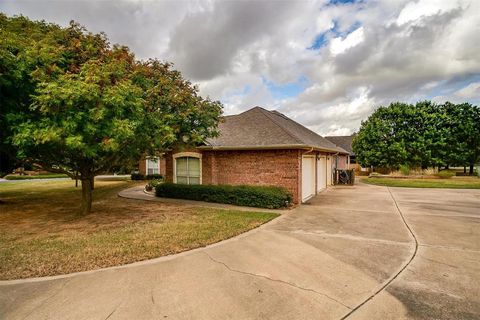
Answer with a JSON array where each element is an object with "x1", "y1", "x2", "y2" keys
[
  {"x1": 173, "y1": 152, "x2": 202, "y2": 184},
  {"x1": 145, "y1": 156, "x2": 160, "y2": 175}
]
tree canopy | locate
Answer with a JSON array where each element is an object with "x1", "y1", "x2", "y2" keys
[
  {"x1": 1, "y1": 14, "x2": 223, "y2": 213},
  {"x1": 352, "y1": 101, "x2": 480, "y2": 173}
]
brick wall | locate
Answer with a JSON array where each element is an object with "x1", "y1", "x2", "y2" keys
[
  {"x1": 138, "y1": 159, "x2": 146, "y2": 175},
  {"x1": 336, "y1": 155, "x2": 348, "y2": 170},
  {"x1": 138, "y1": 157, "x2": 166, "y2": 176},
  {"x1": 202, "y1": 149, "x2": 302, "y2": 204},
  {"x1": 160, "y1": 148, "x2": 344, "y2": 204}
]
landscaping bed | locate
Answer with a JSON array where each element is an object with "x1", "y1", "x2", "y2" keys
[
  {"x1": 362, "y1": 177, "x2": 480, "y2": 189},
  {"x1": 0, "y1": 180, "x2": 278, "y2": 279},
  {"x1": 367, "y1": 174, "x2": 440, "y2": 179},
  {"x1": 4, "y1": 173, "x2": 69, "y2": 180},
  {"x1": 156, "y1": 183, "x2": 293, "y2": 209}
]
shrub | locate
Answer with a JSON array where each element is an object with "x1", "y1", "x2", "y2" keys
[
  {"x1": 131, "y1": 173, "x2": 163, "y2": 181},
  {"x1": 399, "y1": 164, "x2": 410, "y2": 176},
  {"x1": 130, "y1": 173, "x2": 145, "y2": 180},
  {"x1": 4, "y1": 174, "x2": 68, "y2": 180},
  {"x1": 155, "y1": 183, "x2": 292, "y2": 209},
  {"x1": 434, "y1": 169, "x2": 455, "y2": 179},
  {"x1": 146, "y1": 174, "x2": 163, "y2": 180},
  {"x1": 145, "y1": 179, "x2": 163, "y2": 191}
]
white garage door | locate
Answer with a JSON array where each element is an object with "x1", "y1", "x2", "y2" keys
[
  {"x1": 302, "y1": 156, "x2": 316, "y2": 202},
  {"x1": 317, "y1": 156, "x2": 327, "y2": 192},
  {"x1": 326, "y1": 156, "x2": 332, "y2": 185}
]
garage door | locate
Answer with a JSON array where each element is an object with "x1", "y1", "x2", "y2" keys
[
  {"x1": 317, "y1": 156, "x2": 327, "y2": 192},
  {"x1": 302, "y1": 156, "x2": 316, "y2": 202},
  {"x1": 326, "y1": 156, "x2": 332, "y2": 185}
]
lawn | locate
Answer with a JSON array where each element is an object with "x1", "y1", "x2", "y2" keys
[
  {"x1": 362, "y1": 177, "x2": 480, "y2": 189},
  {"x1": 0, "y1": 180, "x2": 278, "y2": 280},
  {"x1": 4, "y1": 173, "x2": 69, "y2": 180}
]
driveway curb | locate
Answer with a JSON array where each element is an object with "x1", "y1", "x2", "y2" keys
[{"x1": 0, "y1": 201, "x2": 293, "y2": 285}]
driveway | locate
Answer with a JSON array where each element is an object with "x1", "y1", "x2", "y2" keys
[{"x1": 1, "y1": 183, "x2": 479, "y2": 319}]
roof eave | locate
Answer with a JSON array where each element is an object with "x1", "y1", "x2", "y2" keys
[{"x1": 198, "y1": 144, "x2": 349, "y2": 154}]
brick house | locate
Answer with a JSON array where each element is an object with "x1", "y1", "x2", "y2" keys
[
  {"x1": 139, "y1": 107, "x2": 348, "y2": 204},
  {"x1": 325, "y1": 135, "x2": 356, "y2": 169}
]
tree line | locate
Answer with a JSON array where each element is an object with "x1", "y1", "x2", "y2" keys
[
  {"x1": 0, "y1": 14, "x2": 222, "y2": 213},
  {"x1": 352, "y1": 101, "x2": 480, "y2": 174}
]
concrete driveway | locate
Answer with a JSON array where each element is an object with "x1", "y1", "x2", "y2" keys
[{"x1": 1, "y1": 183, "x2": 479, "y2": 319}]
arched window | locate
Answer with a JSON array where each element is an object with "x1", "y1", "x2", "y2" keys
[{"x1": 173, "y1": 153, "x2": 202, "y2": 185}]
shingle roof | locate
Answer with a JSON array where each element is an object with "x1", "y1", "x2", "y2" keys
[
  {"x1": 325, "y1": 135, "x2": 355, "y2": 155},
  {"x1": 201, "y1": 107, "x2": 348, "y2": 153}
]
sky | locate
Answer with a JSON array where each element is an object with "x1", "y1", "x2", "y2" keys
[{"x1": 1, "y1": 0, "x2": 479, "y2": 136}]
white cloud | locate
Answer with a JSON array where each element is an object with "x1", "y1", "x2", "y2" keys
[
  {"x1": 455, "y1": 82, "x2": 480, "y2": 98},
  {"x1": 396, "y1": 0, "x2": 461, "y2": 25},
  {"x1": 330, "y1": 26, "x2": 365, "y2": 56},
  {"x1": 1, "y1": 0, "x2": 479, "y2": 137},
  {"x1": 432, "y1": 81, "x2": 480, "y2": 104}
]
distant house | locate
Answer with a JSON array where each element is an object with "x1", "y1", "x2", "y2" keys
[
  {"x1": 139, "y1": 107, "x2": 349, "y2": 204},
  {"x1": 325, "y1": 134, "x2": 357, "y2": 169}
]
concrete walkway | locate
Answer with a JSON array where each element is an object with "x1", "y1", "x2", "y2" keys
[{"x1": 1, "y1": 183, "x2": 479, "y2": 319}]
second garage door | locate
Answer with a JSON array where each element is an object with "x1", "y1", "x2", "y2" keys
[
  {"x1": 302, "y1": 156, "x2": 316, "y2": 202},
  {"x1": 317, "y1": 156, "x2": 327, "y2": 192}
]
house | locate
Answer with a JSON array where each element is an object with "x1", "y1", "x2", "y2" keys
[
  {"x1": 139, "y1": 107, "x2": 349, "y2": 204},
  {"x1": 325, "y1": 134, "x2": 359, "y2": 171}
]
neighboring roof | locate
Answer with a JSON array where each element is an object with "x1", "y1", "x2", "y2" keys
[
  {"x1": 201, "y1": 107, "x2": 348, "y2": 154},
  {"x1": 325, "y1": 135, "x2": 355, "y2": 155}
]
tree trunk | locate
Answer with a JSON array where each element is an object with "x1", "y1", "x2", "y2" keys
[
  {"x1": 469, "y1": 163, "x2": 474, "y2": 176},
  {"x1": 90, "y1": 175, "x2": 95, "y2": 190},
  {"x1": 464, "y1": 166, "x2": 467, "y2": 174},
  {"x1": 81, "y1": 177, "x2": 93, "y2": 215}
]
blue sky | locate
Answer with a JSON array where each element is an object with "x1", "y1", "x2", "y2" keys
[{"x1": 1, "y1": 0, "x2": 479, "y2": 136}]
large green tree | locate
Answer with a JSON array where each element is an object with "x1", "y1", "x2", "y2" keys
[
  {"x1": 441, "y1": 102, "x2": 480, "y2": 174},
  {"x1": 3, "y1": 15, "x2": 222, "y2": 214},
  {"x1": 0, "y1": 14, "x2": 59, "y2": 174},
  {"x1": 353, "y1": 101, "x2": 479, "y2": 171}
]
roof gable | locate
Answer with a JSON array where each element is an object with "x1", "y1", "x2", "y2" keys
[
  {"x1": 204, "y1": 107, "x2": 347, "y2": 153},
  {"x1": 325, "y1": 135, "x2": 355, "y2": 155}
]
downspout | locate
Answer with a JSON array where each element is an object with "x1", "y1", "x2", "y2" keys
[{"x1": 304, "y1": 147, "x2": 314, "y2": 154}]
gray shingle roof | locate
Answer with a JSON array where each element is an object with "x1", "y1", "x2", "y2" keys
[
  {"x1": 201, "y1": 107, "x2": 348, "y2": 153},
  {"x1": 325, "y1": 135, "x2": 355, "y2": 155}
]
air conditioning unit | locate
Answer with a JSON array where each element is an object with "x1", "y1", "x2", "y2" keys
[{"x1": 334, "y1": 169, "x2": 355, "y2": 185}]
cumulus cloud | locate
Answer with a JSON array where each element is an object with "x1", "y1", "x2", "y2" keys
[
  {"x1": 1, "y1": 0, "x2": 479, "y2": 137},
  {"x1": 330, "y1": 26, "x2": 365, "y2": 56}
]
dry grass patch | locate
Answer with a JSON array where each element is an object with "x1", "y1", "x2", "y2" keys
[{"x1": 0, "y1": 180, "x2": 278, "y2": 279}]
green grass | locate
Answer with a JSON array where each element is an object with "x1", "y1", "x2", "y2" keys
[
  {"x1": 363, "y1": 177, "x2": 480, "y2": 189},
  {"x1": 4, "y1": 173, "x2": 69, "y2": 180},
  {"x1": 0, "y1": 180, "x2": 278, "y2": 279}
]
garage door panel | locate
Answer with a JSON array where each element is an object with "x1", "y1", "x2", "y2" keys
[
  {"x1": 302, "y1": 156, "x2": 316, "y2": 202},
  {"x1": 326, "y1": 156, "x2": 332, "y2": 186},
  {"x1": 317, "y1": 156, "x2": 327, "y2": 192}
]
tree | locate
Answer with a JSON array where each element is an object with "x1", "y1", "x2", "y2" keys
[
  {"x1": 4, "y1": 16, "x2": 222, "y2": 214},
  {"x1": 0, "y1": 14, "x2": 60, "y2": 175},
  {"x1": 441, "y1": 102, "x2": 480, "y2": 174},
  {"x1": 352, "y1": 103, "x2": 411, "y2": 169},
  {"x1": 353, "y1": 101, "x2": 479, "y2": 173}
]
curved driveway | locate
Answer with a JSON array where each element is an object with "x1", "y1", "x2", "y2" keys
[{"x1": 1, "y1": 183, "x2": 479, "y2": 319}]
